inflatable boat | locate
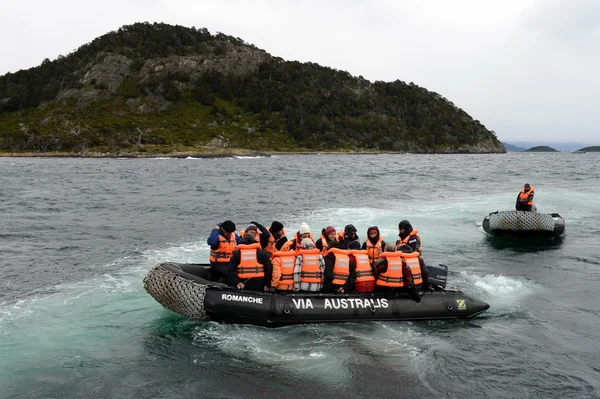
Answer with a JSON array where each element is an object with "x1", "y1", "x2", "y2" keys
[
  {"x1": 482, "y1": 211, "x2": 565, "y2": 237},
  {"x1": 143, "y1": 262, "x2": 490, "y2": 327}
]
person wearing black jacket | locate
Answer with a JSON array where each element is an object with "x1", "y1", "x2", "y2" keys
[
  {"x1": 228, "y1": 233, "x2": 273, "y2": 291},
  {"x1": 339, "y1": 224, "x2": 360, "y2": 247},
  {"x1": 323, "y1": 241, "x2": 356, "y2": 294}
]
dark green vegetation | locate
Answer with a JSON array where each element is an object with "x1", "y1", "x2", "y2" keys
[
  {"x1": 575, "y1": 146, "x2": 600, "y2": 152},
  {"x1": 0, "y1": 22, "x2": 504, "y2": 154},
  {"x1": 526, "y1": 146, "x2": 559, "y2": 152}
]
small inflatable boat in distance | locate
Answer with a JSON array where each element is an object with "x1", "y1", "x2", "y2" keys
[
  {"x1": 143, "y1": 262, "x2": 489, "y2": 327},
  {"x1": 482, "y1": 210, "x2": 565, "y2": 237}
]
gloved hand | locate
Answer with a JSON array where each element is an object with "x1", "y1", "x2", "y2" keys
[{"x1": 250, "y1": 221, "x2": 262, "y2": 228}]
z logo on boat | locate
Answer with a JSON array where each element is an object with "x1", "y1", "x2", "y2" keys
[{"x1": 456, "y1": 299, "x2": 467, "y2": 310}]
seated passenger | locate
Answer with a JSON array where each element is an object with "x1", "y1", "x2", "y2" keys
[
  {"x1": 374, "y1": 244, "x2": 404, "y2": 293},
  {"x1": 316, "y1": 226, "x2": 338, "y2": 255},
  {"x1": 239, "y1": 220, "x2": 271, "y2": 251},
  {"x1": 207, "y1": 220, "x2": 242, "y2": 282},
  {"x1": 323, "y1": 241, "x2": 356, "y2": 294},
  {"x1": 338, "y1": 224, "x2": 360, "y2": 248},
  {"x1": 362, "y1": 226, "x2": 386, "y2": 266},
  {"x1": 396, "y1": 244, "x2": 423, "y2": 302},
  {"x1": 271, "y1": 250, "x2": 296, "y2": 291},
  {"x1": 396, "y1": 220, "x2": 422, "y2": 255},
  {"x1": 227, "y1": 233, "x2": 272, "y2": 291},
  {"x1": 265, "y1": 221, "x2": 288, "y2": 255},
  {"x1": 280, "y1": 222, "x2": 314, "y2": 252},
  {"x1": 349, "y1": 244, "x2": 375, "y2": 293},
  {"x1": 294, "y1": 238, "x2": 325, "y2": 292}
]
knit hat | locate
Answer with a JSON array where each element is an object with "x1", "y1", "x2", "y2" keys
[
  {"x1": 299, "y1": 222, "x2": 311, "y2": 234},
  {"x1": 270, "y1": 221, "x2": 284, "y2": 233},
  {"x1": 301, "y1": 238, "x2": 315, "y2": 248},
  {"x1": 222, "y1": 220, "x2": 236, "y2": 233},
  {"x1": 348, "y1": 241, "x2": 361, "y2": 250},
  {"x1": 245, "y1": 224, "x2": 258, "y2": 232},
  {"x1": 524, "y1": 183, "x2": 531, "y2": 188},
  {"x1": 398, "y1": 220, "x2": 412, "y2": 230},
  {"x1": 367, "y1": 226, "x2": 379, "y2": 234},
  {"x1": 325, "y1": 226, "x2": 336, "y2": 235}
]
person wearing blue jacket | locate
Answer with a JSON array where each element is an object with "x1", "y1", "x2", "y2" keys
[{"x1": 207, "y1": 220, "x2": 242, "y2": 282}]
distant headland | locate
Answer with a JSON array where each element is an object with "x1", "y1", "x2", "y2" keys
[{"x1": 0, "y1": 22, "x2": 504, "y2": 155}]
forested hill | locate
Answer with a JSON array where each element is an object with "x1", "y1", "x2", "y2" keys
[{"x1": 0, "y1": 22, "x2": 505, "y2": 154}]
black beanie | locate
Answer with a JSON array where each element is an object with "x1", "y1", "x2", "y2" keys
[
  {"x1": 270, "y1": 221, "x2": 284, "y2": 233},
  {"x1": 398, "y1": 220, "x2": 412, "y2": 230},
  {"x1": 222, "y1": 220, "x2": 236, "y2": 233}
]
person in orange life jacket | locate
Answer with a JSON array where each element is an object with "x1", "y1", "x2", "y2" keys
[
  {"x1": 227, "y1": 233, "x2": 273, "y2": 291},
  {"x1": 396, "y1": 220, "x2": 422, "y2": 255},
  {"x1": 374, "y1": 244, "x2": 421, "y2": 302},
  {"x1": 239, "y1": 221, "x2": 271, "y2": 250},
  {"x1": 348, "y1": 240, "x2": 375, "y2": 293},
  {"x1": 515, "y1": 183, "x2": 535, "y2": 211},
  {"x1": 396, "y1": 244, "x2": 424, "y2": 302},
  {"x1": 338, "y1": 224, "x2": 360, "y2": 248},
  {"x1": 361, "y1": 226, "x2": 386, "y2": 266},
  {"x1": 323, "y1": 240, "x2": 357, "y2": 294},
  {"x1": 207, "y1": 220, "x2": 242, "y2": 281},
  {"x1": 316, "y1": 226, "x2": 338, "y2": 254},
  {"x1": 280, "y1": 222, "x2": 313, "y2": 252},
  {"x1": 294, "y1": 238, "x2": 326, "y2": 292},
  {"x1": 267, "y1": 221, "x2": 288, "y2": 253}
]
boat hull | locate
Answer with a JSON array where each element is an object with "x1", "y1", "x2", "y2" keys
[
  {"x1": 144, "y1": 263, "x2": 489, "y2": 327},
  {"x1": 482, "y1": 211, "x2": 565, "y2": 237}
]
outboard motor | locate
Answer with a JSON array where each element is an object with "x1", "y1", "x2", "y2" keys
[{"x1": 424, "y1": 260, "x2": 448, "y2": 289}]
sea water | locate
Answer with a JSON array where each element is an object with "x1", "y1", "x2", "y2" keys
[{"x1": 1, "y1": 153, "x2": 599, "y2": 398}]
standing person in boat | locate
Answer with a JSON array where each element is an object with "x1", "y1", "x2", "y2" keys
[
  {"x1": 338, "y1": 224, "x2": 360, "y2": 248},
  {"x1": 280, "y1": 222, "x2": 314, "y2": 252},
  {"x1": 294, "y1": 238, "x2": 325, "y2": 292},
  {"x1": 396, "y1": 220, "x2": 422, "y2": 255},
  {"x1": 239, "y1": 221, "x2": 271, "y2": 251},
  {"x1": 515, "y1": 183, "x2": 535, "y2": 211},
  {"x1": 316, "y1": 226, "x2": 338, "y2": 255},
  {"x1": 362, "y1": 226, "x2": 385, "y2": 266},
  {"x1": 227, "y1": 233, "x2": 273, "y2": 291},
  {"x1": 265, "y1": 221, "x2": 288, "y2": 255},
  {"x1": 207, "y1": 220, "x2": 242, "y2": 282},
  {"x1": 323, "y1": 241, "x2": 356, "y2": 294}
]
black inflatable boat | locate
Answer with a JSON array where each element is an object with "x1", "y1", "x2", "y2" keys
[
  {"x1": 143, "y1": 262, "x2": 489, "y2": 327},
  {"x1": 482, "y1": 210, "x2": 565, "y2": 237}
]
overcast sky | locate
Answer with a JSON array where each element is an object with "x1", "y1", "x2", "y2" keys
[{"x1": 1, "y1": 0, "x2": 598, "y2": 143}]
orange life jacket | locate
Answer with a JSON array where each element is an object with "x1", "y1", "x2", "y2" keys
[
  {"x1": 519, "y1": 187, "x2": 535, "y2": 205},
  {"x1": 236, "y1": 243, "x2": 264, "y2": 279},
  {"x1": 265, "y1": 228, "x2": 287, "y2": 255},
  {"x1": 350, "y1": 249, "x2": 375, "y2": 293},
  {"x1": 272, "y1": 250, "x2": 295, "y2": 290},
  {"x1": 376, "y1": 252, "x2": 404, "y2": 288},
  {"x1": 209, "y1": 232, "x2": 238, "y2": 263},
  {"x1": 400, "y1": 251, "x2": 423, "y2": 286},
  {"x1": 281, "y1": 231, "x2": 314, "y2": 253},
  {"x1": 349, "y1": 250, "x2": 374, "y2": 283},
  {"x1": 364, "y1": 236, "x2": 384, "y2": 265},
  {"x1": 399, "y1": 230, "x2": 423, "y2": 253},
  {"x1": 298, "y1": 249, "x2": 322, "y2": 284},
  {"x1": 327, "y1": 247, "x2": 350, "y2": 285}
]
